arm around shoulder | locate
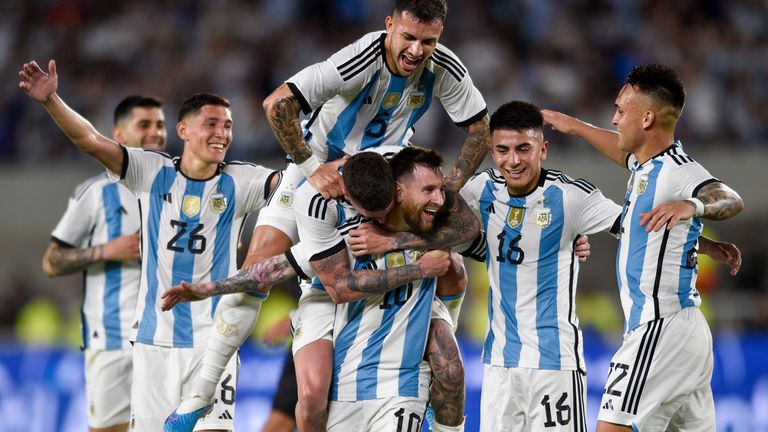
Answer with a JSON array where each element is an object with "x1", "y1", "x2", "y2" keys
[{"x1": 541, "y1": 109, "x2": 628, "y2": 167}]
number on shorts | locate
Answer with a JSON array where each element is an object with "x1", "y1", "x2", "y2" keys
[
  {"x1": 605, "y1": 362, "x2": 629, "y2": 397},
  {"x1": 220, "y1": 373, "x2": 236, "y2": 405},
  {"x1": 541, "y1": 393, "x2": 571, "y2": 427},
  {"x1": 394, "y1": 408, "x2": 421, "y2": 432}
]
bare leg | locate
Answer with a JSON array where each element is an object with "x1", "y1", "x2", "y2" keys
[
  {"x1": 294, "y1": 340, "x2": 333, "y2": 432},
  {"x1": 261, "y1": 411, "x2": 296, "y2": 432}
]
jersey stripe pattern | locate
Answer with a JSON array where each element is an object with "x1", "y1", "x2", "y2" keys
[
  {"x1": 287, "y1": 31, "x2": 487, "y2": 162},
  {"x1": 461, "y1": 169, "x2": 621, "y2": 371},
  {"x1": 110, "y1": 147, "x2": 272, "y2": 348},
  {"x1": 293, "y1": 179, "x2": 434, "y2": 402},
  {"x1": 52, "y1": 173, "x2": 141, "y2": 350},
  {"x1": 617, "y1": 142, "x2": 717, "y2": 332}
]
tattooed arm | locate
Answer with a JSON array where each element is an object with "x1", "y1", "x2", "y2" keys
[
  {"x1": 444, "y1": 115, "x2": 490, "y2": 192},
  {"x1": 640, "y1": 181, "x2": 744, "y2": 232},
  {"x1": 263, "y1": 83, "x2": 344, "y2": 198},
  {"x1": 312, "y1": 246, "x2": 451, "y2": 304},
  {"x1": 425, "y1": 318, "x2": 465, "y2": 426},
  {"x1": 42, "y1": 233, "x2": 140, "y2": 277},
  {"x1": 160, "y1": 254, "x2": 296, "y2": 310}
]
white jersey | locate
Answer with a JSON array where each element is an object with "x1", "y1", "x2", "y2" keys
[
  {"x1": 51, "y1": 173, "x2": 141, "y2": 350},
  {"x1": 462, "y1": 168, "x2": 622, "y2": 371},
  {"x1": 287, "y1": 31, "x2": 487, "y2": 161},
  {"x1": 617, "y1": 142, "x2": 717, "y2": 332},
  {"x1": 293, "y1": 181, "x2": 435, "y2": 402},
  {"x1": 109, "y1": 146, "x2": 273, "y2": 348}
]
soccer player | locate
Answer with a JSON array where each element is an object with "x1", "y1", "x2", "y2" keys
[
  {"x1": 190, "y1": 1, "x2": 490, "y2": 429},
  {"x1": 542, "y1": 64, "x2": 743, "y2": 431},
  {"x1": 42, "y1": 95, "x2": 166, "y2": 432},
  {"x1": 19, "y1": 59, "x2": 279, "y2": 432}
]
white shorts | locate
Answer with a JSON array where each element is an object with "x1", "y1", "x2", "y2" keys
[
  {"x1": 84, "y1": 348, "x2": 133, "y2": 428},
  {"x1": 255, "y1": 163, "x2": 303, "y2": 244},
  {"x1": 597, "y1": 307, "x2": 715, "y2": 431},
  {"x1": 130, "y1": 343, "x2": 239, "y2": 431},
  {"x1": 327, "y1": 396, "x2": 428, "y2": 432},
  {"x1": 430, "y1": 296, "x2": 453, "y2": 326},
  {"x1": 291, "y1": 286, "x2": 335, "y2": 355},
  {"x1": 480, "y1": 366, "x2": 587, "y2": 432}
]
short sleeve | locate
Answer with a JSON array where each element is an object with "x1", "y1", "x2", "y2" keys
[
  {"x1": 571, "y1": 188, "x2": 623, "y2": 236},
  {"x1": 51, "y1": 179, "x2": 100, "y2": 247},
  {"x1": 293, "y1": 183, "x2": 345, "y2": 261},
  {"x1": 432, "y1": 46, "x2": 487, "y2": 127}
]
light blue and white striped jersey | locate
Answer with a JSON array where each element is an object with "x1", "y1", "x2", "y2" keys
[
  {"x1": 617, "y1": 143, "x2": 717, "y2": 332},
  {"x1": 462, "y1": 168, "x2": 621, "y2": 371},
  {"x1": 52, "y1": 173, "x2": 141, "y2": 350},
  {"x1": 108, "y1": 146, "x2": 274, "y2": 348},
  {"x1": 287, "y1": 31, "x2": 487, "y2": 161},
  {"x1": 293, "y1": 181, "x2": 435, "y2": 402}
]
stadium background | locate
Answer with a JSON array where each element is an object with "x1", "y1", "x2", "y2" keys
[{"x1": 0, "y1": 0, "x2": 766, "y2": 430}]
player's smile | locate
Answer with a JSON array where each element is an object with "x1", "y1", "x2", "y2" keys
[{"x1": 491, "y1": 128, "x2": 548, "y2": 196}]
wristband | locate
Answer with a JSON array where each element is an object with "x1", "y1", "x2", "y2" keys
[
  {"x1": 686, "y1": 198, "x2": 705, "y2": 218},
  {"x1": 296, "y1": 155, "x2": 322, "y2": 178}
]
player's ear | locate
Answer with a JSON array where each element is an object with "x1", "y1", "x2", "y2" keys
[
  {"x1": 176, "y1": 121, "x2": 186, "y2": 141},
  {"x1": 540, "y1": 140, "x2": 548, "y2": 161},
  {"x1": 396, "y1": 182, "x2": 405, "y2": 202},
  {"x1": 385, "y1": 14, "x2": 393, "y2": 31},
  {"x1": 642, "y1": 110, "x2": 655, "y2": 130},
  {"x1": 112, "y1": 126, "x2": 124, "y2": 145}
]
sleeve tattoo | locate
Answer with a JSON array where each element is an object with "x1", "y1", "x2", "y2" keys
[
  {"x1": 208, "y1": 255, "x2": 296, "y2": 295},
  {"x1": 267, "y1": 95, "x2": 313, "y2": 164},
  {"x1": 45, "y1": 243, "x2": 104, "y2": 275},
  {"x1": 445, "y1": 117, "x2": 490, "y2": 191},
  {"x1": 696, "y1": 182, "x2": 744, "y2": 221}
]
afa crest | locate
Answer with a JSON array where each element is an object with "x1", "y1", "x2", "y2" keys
[
  {"x1": 506, "y1": 207, "x2": 525, "y2": 228},
  {"x1": 382, "y1": 93, "x2": 401, "y2": 109},
  {"x1": 636, "y1": 174, "x2": 649, "y2": 195},
  {"x1": 535, "y1": 207, "x2": 551, "y2": 227},
  {"x1": 209, "y1": 192, "x2": 227, "y2": 213},
  {"x1": 277, "y1": 191, "x2": 294, "y2": 208},
  {"x1": 182, "y1": 195, "x2": 201, "y2": 218},
  {"x1": 407, "y1": 93, "x2": 425, "y2": 109}
]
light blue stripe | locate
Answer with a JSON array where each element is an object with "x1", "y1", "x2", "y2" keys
[
  {"x1": 536, "y1": 188, "x2": 563, "y2": 369},
  {"x1": 136, "y1": 167, "x2": 177, "y2": 345},
  {"x1": 398, "y1": 278, "x2": 435, "y2": 397},
  {"x1": 500, "y1": 196, "x2": 525, "y2": 366},
  {"x1": 678, "y1": 219, "x2": 703, "y2": 308},
  {"x1": 478, "y1": 181, "x2": 497, "y2": 364},
  {"x1": 326, "y1": 71, "x2": 381, "y2": 161},
  {"x1": 210, "y1": 174, "x2": 236, "y2": 317},
  {"x1": 170, "y1": 179, "x2": 207, "y2": 347},
  {"x1": 102, "y1": 183, "x2": 123, "y2": 349},
  {"x1": 623, "y1": 161, "x2": 663, "y2": 331},
  {"x1": 438, "y1": 292, "x2": 465, "y2": 302},
  {"x1": 360, "y1": 74, "x2": 407, "y2": 150},
  {"x1": 398, "y1": 69, "x2": 435, "y2": 145},
  {"x1": 355, "y1": 293, "x2": 403, "y2": 399}
]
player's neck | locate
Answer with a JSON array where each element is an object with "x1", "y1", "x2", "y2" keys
[
  {"x1": 179, "y1": 154, "x2": 219, "y2": 180},
  {"x1": 633, "y1": 133, "x2": 676, "y2": 165},
  {"x1": 383, "y1": 207, "x2": 409, "y2": 232}
]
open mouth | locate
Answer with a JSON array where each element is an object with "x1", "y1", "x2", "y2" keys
[
  {"x1": 208, "y1": 143, "x2": 226, "y2": 152},
  {"x1": 505, "y1": 167, "x2": 525, "y2": 179},
  {"x1": 401, "y1": 54, "x2": 421, "y2": 72}
]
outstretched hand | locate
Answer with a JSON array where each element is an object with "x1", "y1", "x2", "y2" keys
[
  {"x1": 541, "y1": 109, "x2": 581, "y2": 135},
  {"x1": 347, "y1": 223, "x2": 396, "y2": 256},
  {"x1": 19, "y1": 59, "x2": 58, "y2": 103},
  {"x1": 640, "y1": 200, "x2": 696, "y2": 232},
  {"x1": 161, "y1": 281, "x2": 215, "y2": 311},
  {"x1": 307, "y1": 157, "x2": 347, "y2": 199}
]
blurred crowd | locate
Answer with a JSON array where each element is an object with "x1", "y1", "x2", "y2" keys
[{"x1": 0, "y1": 0, "x2": 767, "y2": 164}]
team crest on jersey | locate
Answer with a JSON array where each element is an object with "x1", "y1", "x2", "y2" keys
[
  {"x1": 182, "y1": 195, "x2": 201, "y2": 218},
  {"x1": 636, "y1": 174, "x2": 649, "y2": 195},
  {"x1": 385, "y1": 251, "x2": 407, "y2": 268},
  {"x1": 382, "y1": 92, "x2": 401, "y2": 109},
  {"x1": 535, "y1": 207, "x2": 551, "y2": 227},
  {"x1": 506, "y1": 207, "x2": 525, "y2": 228},
  {"x1": 277, "y1": 191, "x2": 294, "y2": 208},
  {"x1": 407, "y1": 92, "x2": 425, "y2": 109},
  {"x1": 209, "y1": 192, "x2": 227, "y2": 213}
]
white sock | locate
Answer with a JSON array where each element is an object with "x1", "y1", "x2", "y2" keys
[
  {"x1": 192, "y1": 292, "x2": 265, "y2": 399},
  {"x1": 432, "y1": 417, "x2": 465, "y2": 432},
  {"x1": 438, "y1": 293, "x2": 465, "y2": 332}
]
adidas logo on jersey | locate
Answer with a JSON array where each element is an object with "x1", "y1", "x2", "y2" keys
[
  {"x1": 602, "y1": 399, "x2": 614, "y2": 410},
  {"x1": 219, "y1": 410, "x2": 233, "y2": 420}
]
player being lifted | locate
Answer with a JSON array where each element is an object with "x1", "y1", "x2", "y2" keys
[
  {"x1": 543, "y1": 64, "x2": 743, "y2": 431},
  {"x1": 43, "y1": 95, "x2": 166, "y2": 432},
  {"x1": 20, "y1": 60, "x2": 279, "y2": 431},
  {"x1": 176, "y1": 1, "x2": 490, "y2": 431}
]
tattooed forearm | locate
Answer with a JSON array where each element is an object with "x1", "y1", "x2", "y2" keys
[
  {"x1": 426, "y1": 319, "x2": 465, "y2": 426},
  {"x1": 266, "y1": 94, "x2": 313, "y2": 164},
  {"x1": 44, "y1": 243, "x2": 103, "y2": 276},
  {"x1": 210, "y1": 255, "x2": 295, "y2": 296},
  {"x1": 696, "y1": 182, "x2": 744, "y2": 221},
  {"x1": 445, "y1": 116, "x2": 490, "y2": 191},
  {"x1": 391, "y1": 191, "x2": 481, "y2": 250},
  {"x1": 344, "y1": 265, "x2": 423, "y2": 295}
]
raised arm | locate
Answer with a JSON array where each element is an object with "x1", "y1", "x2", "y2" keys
[
  {"x1": 263, "y1": 83, "x2": 343, "y2": 198},
  {"x1": 42, "y1": 233, "x2": 140, "y2": 277},
  {"x1": 542, "y1": 109, "x2": 628, "y2": 167},
  {"x1": 347, "y1": 190, "x2": 481, "y2": 256},
  {"x1": 18, "y1": 60, "x2": 124, "y2": 174},
  {"x1": 444, "y1": 115, "x2": 490, "y2": 192},
  {"x1": 312, "y1": 246, "x2": 450, "y2": 304}
]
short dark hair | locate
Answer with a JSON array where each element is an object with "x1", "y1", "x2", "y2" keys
[
  {"x1": 625, "y1": 64, "x2": 685, "y2": 111},
  {"x1": 489, "y1": 100, "x2": 544, "y2": 133},
  {"x1": 178, "y1": 93, "x2": 230, "y2": 122},
  {"x1": 113, "y1": 95, "x2": 163, "y2": 125},
  {"x1": 343, "y1": 152, "x2": 396, "y2": 212},
  {"x1": 389, "y1": 146, "x2": 443, "y2": 182},
  {"x1": 394, "y1": 0, "x2": 447, "y2": 23}
]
